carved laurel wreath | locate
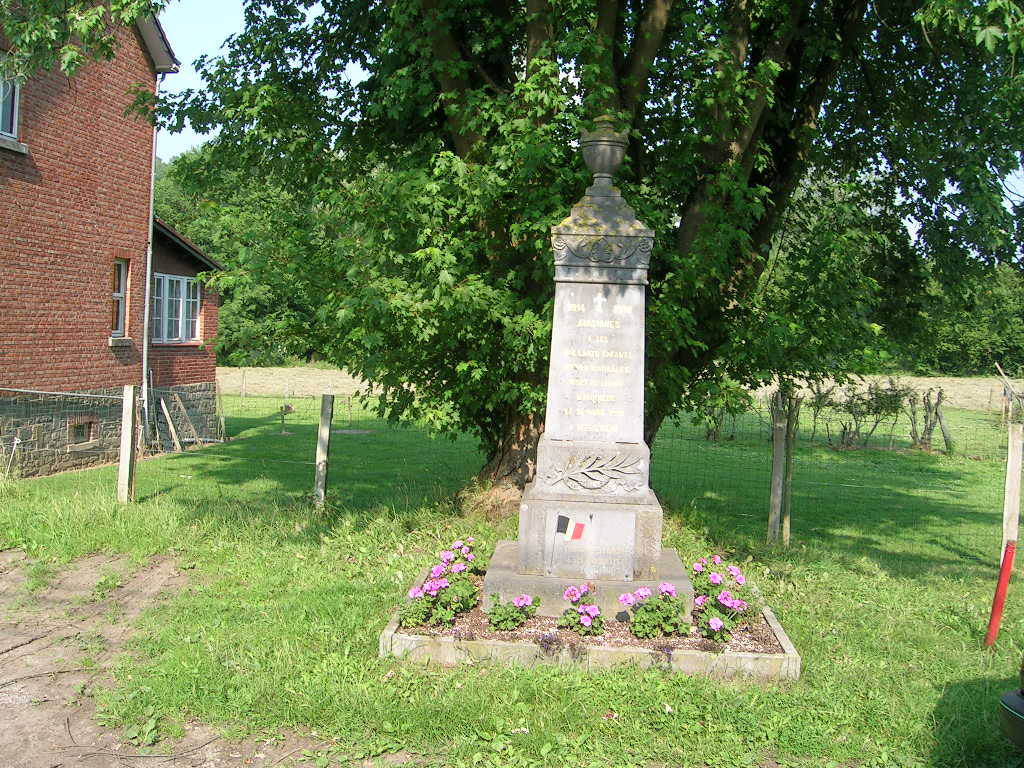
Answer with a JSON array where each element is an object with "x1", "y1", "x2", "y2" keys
[
  {"x1": 552, "y1": 235, "x2": 653, "y2": 267},
  {"x1": 544, "y1": 454, "x2": 643, "y2": 492}
]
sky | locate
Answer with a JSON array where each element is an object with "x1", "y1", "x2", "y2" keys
[{"x1": 155, "y1": 0, "x2": 245, "y2": 162}]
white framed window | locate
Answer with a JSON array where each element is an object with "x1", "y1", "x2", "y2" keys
[
  {"x1": 111, "y1": 259, "x2": 128, "y2": 337},
  {"x1": 0, "y1": 76, "x2": 18, "y2": 139},
  {"x1": 152, "y1": 273, "x2": 201, "y2": 343}
]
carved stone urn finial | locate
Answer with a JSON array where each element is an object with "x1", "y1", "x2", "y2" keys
[{"x1": 580, "y1": 115, "x2": 628, "y2": 191}]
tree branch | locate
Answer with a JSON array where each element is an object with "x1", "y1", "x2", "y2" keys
[
  {"x1": 595, "y1": 0, "x2": 621, "y2": 111},
  {"x1": 621, "y1": 0, "x2": 673, "y2": 122},
  {"x1": 420, "y1": 0, "x2": 482, "y2": 157},
  {"x1": 525, "y1": 0, "x2": 553, "y2": 76}
]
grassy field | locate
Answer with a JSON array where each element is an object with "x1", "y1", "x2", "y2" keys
[{"x1": 1, "y1": 395, "x2": 1022, "y2": 766}]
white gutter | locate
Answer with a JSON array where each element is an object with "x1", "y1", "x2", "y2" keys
[{"x1": 141, "y1": 73, "x2": 163, "y2": 438}]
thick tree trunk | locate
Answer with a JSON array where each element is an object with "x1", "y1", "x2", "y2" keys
[{"x1": 478, "y1": 411, "x2": 544, "y2": 491}]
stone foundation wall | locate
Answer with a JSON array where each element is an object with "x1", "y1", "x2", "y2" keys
[
  {"x1": 0, "y1": 388, "x2": 125, "y2": 478},
  {"x1": 150, "y1": 383, "x2": 220, "y2": 452},
  {"x1": 0, "y1": 383, "x2": 221, "y2": 478}
]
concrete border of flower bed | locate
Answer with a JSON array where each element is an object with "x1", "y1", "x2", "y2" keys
[{"x1": 378, "y1": 605, "x2": 801, "y2": 681}]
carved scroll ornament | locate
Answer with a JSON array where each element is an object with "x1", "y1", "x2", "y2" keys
[{"x1": 552, "y1": 235, "x2": 652, "y2": 268}]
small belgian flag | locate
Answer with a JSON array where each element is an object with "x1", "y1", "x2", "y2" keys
[{"x1": 556, "y1": 514, "x2": 585, "y2": 541}]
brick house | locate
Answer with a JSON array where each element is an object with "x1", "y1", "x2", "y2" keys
[{"x1": 0, "y1": 19, "x2": 223, "y2": 476}]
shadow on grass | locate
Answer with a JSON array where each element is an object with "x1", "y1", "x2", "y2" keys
[
  {"x1": 653, "y1": 430, "x2": 1004, "y2": 584},
  {"x1": 135, "y1": 409, "x2": 483, "y2": 536},
  {"x1": 930, "y1": 674, "x2": 1024, "y2": 767}
]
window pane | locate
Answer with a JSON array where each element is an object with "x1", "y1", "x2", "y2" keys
[
  {"x1": 185, "y1": 282, "x2": 199, "y2": 339},
  {"x1": 166, "y1": 279, "x2": 181, "y2": 339},
  {"x1": 151, "y1": 276, "x2": 163, "y2": 340},
  {"x1": 0, "y1": 80, "x2": 14, "y2": 137}
]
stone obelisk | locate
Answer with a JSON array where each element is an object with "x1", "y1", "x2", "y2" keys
[{"x1": 483, "y1": 117, "x2": 691, "y2": 618}]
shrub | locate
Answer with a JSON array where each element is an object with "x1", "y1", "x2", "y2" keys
[
  {"x1": 618, "y1": 583, "x2": 691, "y2": 639},
  {"x1": 399, "y1": 537, "x2": 482, "y2": 627},
  {"x1": 557, "y1": 584, "x2": 603, "y2": 636},
  {"x1": 690, "y1": 555, "x2": 756, "y2": 642},
  {"x1": 488, "y1": 593, "x2": 540, "y2": 631}
]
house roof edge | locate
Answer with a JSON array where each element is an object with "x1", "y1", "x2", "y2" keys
[
  {"x1": 136, "y1": 16, "x2": 180, "y2": 75},
  {"x1": 154, "y1": 217, "x2": 224, "y2": 271}
]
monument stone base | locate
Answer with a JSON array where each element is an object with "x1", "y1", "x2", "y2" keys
[{"x1": 482, "y1": 540, "x2": 693, "y2": 619}]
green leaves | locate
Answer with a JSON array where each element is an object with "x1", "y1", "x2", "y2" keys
[{"x1": 1, "y1": 0, "x2": 166, "y2": 80}]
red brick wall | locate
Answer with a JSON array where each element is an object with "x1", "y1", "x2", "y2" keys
[
  {"x1": 0, "y1": 27, "x2": 156, "y2": 392},
  {"x1": 148, "y1": 229, "x2": 220, "y2": 387},
  {"x1": 150, "y1": 282, "x2": 220, "y2": 388}
]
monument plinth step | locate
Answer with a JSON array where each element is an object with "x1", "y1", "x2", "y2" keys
[{"x1": 482, "y1": 540, "x2": 693, "y2": 619}]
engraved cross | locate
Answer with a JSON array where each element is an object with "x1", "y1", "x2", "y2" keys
[{"x1": 592, "y1": 293, "x2": 608, "y2": 312}]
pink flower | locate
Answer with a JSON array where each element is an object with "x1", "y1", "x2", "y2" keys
[
  {"x1": 451, "y1": 563, "x2": 467, "y2": 573},
  {"x1": 579, "y1": 584, "x2": 590, "y2": 595},
  {"x1": 735, "y1": 574, "x2": 746, "y2": 585},
  {"x1": 659, "y1": 582, "x2": 677, "y2": 597},
  {"x1": 634, "y1": 586, "x2": 653, "y2": 600},
  {"x1": 452, "y1": 540, "x2": 464, "y2": 549},
  {"x1": 711, "y1": 555, "x2": 722, "y2": 565},
  {"x1": 424, "y1": 578, "x2": 449, "y2": 597},
  {"x1": 699, "y1": 557, "x2": 707, "y2": 564},
  {"x1": 408, "y1": 586, "x2": 424, "y2": 599},
  {"x1": 618, "y1": 592, "x2": 637, "y2": 607},
  {"x1": 466, "y1": 537, "x2": 475, "y2": 544},
  {"x1": 717, "y1": 590, "x2": 733, "y2": 605},
  {"x1": 466, "y1": 553, "x2": 476, "y2": 562},
  {"x1": 727, "y1": 565, "x2": 742, "y2": 578},
  {"x1": 461, "y1": 546, "x2": 471, "y2": 556},
  {"x1": 440, "y1": 550, "x2": 455, "y2": 563},
  {"x1": 733, "y1": 599, "x2": 748, "y2": 612},
  {"x1": 694, "y1": 595, "x2": 708, "y2": 607},
  {"x1": 708, "y1": 572, "x2": 723, "y2": 585},
  {"x1": 563, "y1": 586, "x2": 581, "y2": 603},
  {"x1": 430, "y1": 564, "x2": 446, "y2": 578},
  {"x1": 512, "y1": 594, "x2": 532, "y2": 608},
  {"x1": 584, "y1": 604, "x2": 600, "y2": 618},
  {"x1": 580, "y1": 615, "x2": 593, "y2": 627},
  {"x1": 693, "y1": 562, "x2": 705, "y2": 572},
  {"x1": 708, "y1": 617, "x2": 724, "y2": 631}
]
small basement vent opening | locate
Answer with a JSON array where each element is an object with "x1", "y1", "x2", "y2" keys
[{"x1": 68, "y1": 418, "x2": 98, "y2": 445}]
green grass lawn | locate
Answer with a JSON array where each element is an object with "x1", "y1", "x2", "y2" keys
[{"x1": 1, "y1": 397, "x2": 1022, "y2": 767}]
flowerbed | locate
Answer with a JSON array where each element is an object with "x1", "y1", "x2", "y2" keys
[
  {"x1": 398, "y1": 603, "x2": 784, "y2": 655},
  {"x1": 400, "y1": 543, "x2": 769, "y2": 651}
]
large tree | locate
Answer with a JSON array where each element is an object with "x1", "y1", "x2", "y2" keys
[{"x1": 9, "y1": 0, "x2": 1024, "y2": 487}]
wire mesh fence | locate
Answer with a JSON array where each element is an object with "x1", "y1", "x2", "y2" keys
[
  {"x1": 651, "y1": 395, "x2": 1009, "y2": 583},
  {"x1": 0, "y1": 386, "x2": 126, "y2": 478},
  {"x1": 2, "y1": 370, "x2": 1015, "y2": 589}
]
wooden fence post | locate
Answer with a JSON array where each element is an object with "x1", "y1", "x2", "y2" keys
[
  {"x1": 117, "y1": 385, "x2": 138, "y2": 504},
  {"x1": 768, "y1": 390, "x2": 786, "y2": 543},
  {"x1": 1002, "y1": 422, "x2": 1023, "y2": 561},
  {"x1": 314, "y1": 394, "x2": 335, "y2": 508}
]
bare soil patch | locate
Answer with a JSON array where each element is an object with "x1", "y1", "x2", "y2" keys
[
  {"x1": 217, "y1": 367, "x2": 362, "y2": 398},
  {"x1": 219, "y1": 366, "x2": 1023, "y2": 414},
  {"x1": 0, "y1": 552, "x2": 336, "y2": 768},
  {"x1": 753, "y1": 374, "x2": 1022, "y2": 412}
]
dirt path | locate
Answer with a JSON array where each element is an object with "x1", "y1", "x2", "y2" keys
[{"x1": 0, "y1": 551, "x2": 332, "y2": 768}]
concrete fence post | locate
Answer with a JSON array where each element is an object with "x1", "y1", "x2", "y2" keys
[
  {"x1": 1002, "y1": 422, "x2": 1023, "y2": 561},
  {"x1": 117, "y1": 385, "x2": 138, "y2": 504},
  {"x1": 314, "y1": 394, "x2": 334, "y2": 508}
]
